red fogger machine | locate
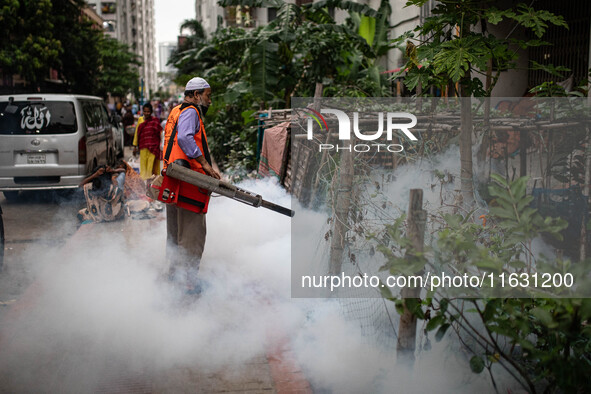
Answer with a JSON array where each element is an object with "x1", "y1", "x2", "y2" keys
[{"x1": 154, "y1": 162, "x2": 295, "y2": 217}]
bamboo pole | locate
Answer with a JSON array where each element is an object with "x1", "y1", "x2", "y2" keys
[
  {"x1": 460, "y1": 92, "x2": 474, "y2": 207},
  {"x1": 397, "y1": 189, "x2": 426, "y2": 364},
  {"x1": 313, "y1": 82, "x2": 323, "y2": 112},
  {"x1": 310, "y1": 83, "x2": 327, "y2": 207},
  {"x1": 328, "y1": 147, "x2": 355, "y2": 275}
]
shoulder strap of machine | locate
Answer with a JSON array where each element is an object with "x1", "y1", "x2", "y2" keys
[
  {"x1": 164, "y1": 103, "x2": 211, "y2": 166},
  {"x1": 164, "y1": 103, "x2": 194, "y2": 163},
  {"x1": 164, "y1": 123, "x2": 178, "y2": 164}
]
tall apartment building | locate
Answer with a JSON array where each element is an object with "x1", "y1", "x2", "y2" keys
[
  {"x1": 86, "y1": 0, "x2": 158, "y2": 100},
  {"x1": 194, "y1": 0, "x2": 222, "y2": 35},
  {"x1": 158, "y1": 42, "x2": 177, "y2": 73}
]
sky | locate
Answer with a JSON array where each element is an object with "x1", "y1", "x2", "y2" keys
[{"x1": 154, "y1": 0, "x2": 196, "y2": 45}]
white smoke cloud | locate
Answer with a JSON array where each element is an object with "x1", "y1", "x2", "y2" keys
[{"x1": 0, "y1": 173, "x2": 520, "y2": 393}]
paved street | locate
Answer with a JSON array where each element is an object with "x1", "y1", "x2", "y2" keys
[
  {"x1": 0, "y1": 190, "x2": 84, "y2": 323},
  {"x1": 0, "y1": 188, "x2": 310, "y2": 393}
]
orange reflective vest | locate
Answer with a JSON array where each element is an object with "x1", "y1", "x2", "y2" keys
[
  {"x1": 163, "y1": 102, "x2": 211, "y2": 173},
  {"x1": 161, "y1": 102, "x2": 212, "y2": 214}
]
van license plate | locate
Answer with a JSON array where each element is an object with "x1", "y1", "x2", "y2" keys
[{"x1": 27, "y1": 154, "x2": 46, "y2": 164}]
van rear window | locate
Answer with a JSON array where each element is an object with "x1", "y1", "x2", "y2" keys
[{"x1": 0, "y1": 101, "x2": 77, "y2": 135}]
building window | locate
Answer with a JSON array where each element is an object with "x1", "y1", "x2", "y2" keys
[
  {"x1": 225, "y1": 6, "x2": 256, "y2": 28},
  {"x1": 268, "y1": 7, "x2": 277, "y2": 22},
  {"x1": 527, "y1": 1, "x2": 590, "y2": 89},
  {"x1": 101, "y1": 2, "x2": 116, "y2": 14}
]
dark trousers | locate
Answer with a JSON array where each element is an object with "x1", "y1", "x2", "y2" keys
[{"x1": 166, "y1": 204, "x2": 207, "y2": 286}]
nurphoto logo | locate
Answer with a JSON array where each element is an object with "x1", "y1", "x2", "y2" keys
[{"x1": 304, "y1": 108, "x2": 418, "y2": 153}]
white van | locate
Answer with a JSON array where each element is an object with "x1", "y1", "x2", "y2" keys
[{"x1": 0, "y1": 94, "x2": 121, "y2": 200}]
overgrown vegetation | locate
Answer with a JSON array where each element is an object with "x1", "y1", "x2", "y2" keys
[
  {"x1": 394, "y1": 0, "x2": 569, "y2": 97},
  {"x1": 170, "y1": 0, "x2": 395, "y2": 173},
  {"x1": 377, "y1": 2, "x2": 590, "y2": 392},
  {"x1": 170, "y1": 3, "x2": 590, "y2": 390},
  {"x1": 377, "y1": 174, "x2": 591, "y2": 392}
]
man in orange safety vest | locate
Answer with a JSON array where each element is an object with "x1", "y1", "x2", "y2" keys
[{"x1": 163, "y1": 77, "x2": 221, "y2": 296}]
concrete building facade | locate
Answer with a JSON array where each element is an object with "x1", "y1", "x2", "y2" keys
[
  {"x1": 195, "y1": 0, "x2": 277, "y2": 36},
  {"x1": 158, "y1": 42, "x2": 177, "y2": 73},
  {"x1": 86, "y1": 0, "x2": 158, "y2": 100},
  {"x1": 157, "y1": 42, "x2": 179, "y2": 96}
]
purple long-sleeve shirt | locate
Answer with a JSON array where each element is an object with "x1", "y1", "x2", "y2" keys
[{"x1": 177, "y1": 107, "x2": 203, "y2": 159}]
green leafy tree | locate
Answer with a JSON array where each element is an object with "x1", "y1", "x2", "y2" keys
[
  {"x1": 168, "y1": 19, "x2": 210, "y2": 81},
  {"x1": 336, "y1": 0, "x2": 394, "y2": 97},
  {"x1": 95, "y1": 36, "x2": 141, "y2": 98},
  {"x1": 172, "y1": 0, "x2": 390, "y2": 171},
  {"x1": 397, "y1": 1, "x2": 568, "y2": 97},
  {"x1": 53, "y1": 0, "x2": 140, "y2": 97},
  {"x1": 52, "y1": 0, "x2": 102, "y2": 94},
  {"x1": 395, "y1": 0, "x2": 568, "y2": 207},
  {"x1": 1, "y1": 0, "x2": 140, "y2": 98},
  {"x1": 378, "y1": 175, "x2": 591, "y2": 392},
  {"x1": 0, "y1": 0, "x2": 62, "y2": 89}
]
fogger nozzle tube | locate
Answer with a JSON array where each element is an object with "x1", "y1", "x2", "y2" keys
[
  {"x1": 165, "y1": 163, "x2": 295, "y2": 217},
  {"x1": 166, "y1": 163, "x2": 236, "y2": 198}
]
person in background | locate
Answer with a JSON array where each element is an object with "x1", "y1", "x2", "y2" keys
[
  {"x1": 132, "y1": 109, "x2": 145, "y2": 151},
  {"x1": 154, "y1": 100, "x2": 163, "y2": 120},
  {"x1": 133, "y1": 103, "x2": 162, "y2": 180},
  {"x1": 122, "y1": 104, "x2": 135, "y2": 146},
  {"x1": 121, "y1": 101, "x2": 131, "y2": 116}
]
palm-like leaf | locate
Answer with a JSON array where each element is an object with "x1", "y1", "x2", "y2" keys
[
  {"x1": 249, "y1": 40, "x2": 280, "y2": 103},
  {"x1": 218, "y1": 0, "x2": 282, "y2": 7},
  {"x1": 180, "y1": 19, "x2": 206, "y2": 40},
  {"x1": 433, "y1": 35, "x2": 488, "y2": 82},
  {"x1": 305, "y1": 0, "x2": 378, "y2": 18}
]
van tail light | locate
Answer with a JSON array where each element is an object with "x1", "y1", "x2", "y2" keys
[{"x1": 78, "y1": 136, "x2": 87, "y2": 164}]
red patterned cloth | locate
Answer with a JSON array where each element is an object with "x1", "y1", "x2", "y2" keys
[{"x1": 137, "y1": 116, "x2": 162, "y2": 157}]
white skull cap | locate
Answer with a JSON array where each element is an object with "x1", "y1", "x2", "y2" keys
[{"x1": 185, "y1": 77, "x2": 210, "y2": 91}]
